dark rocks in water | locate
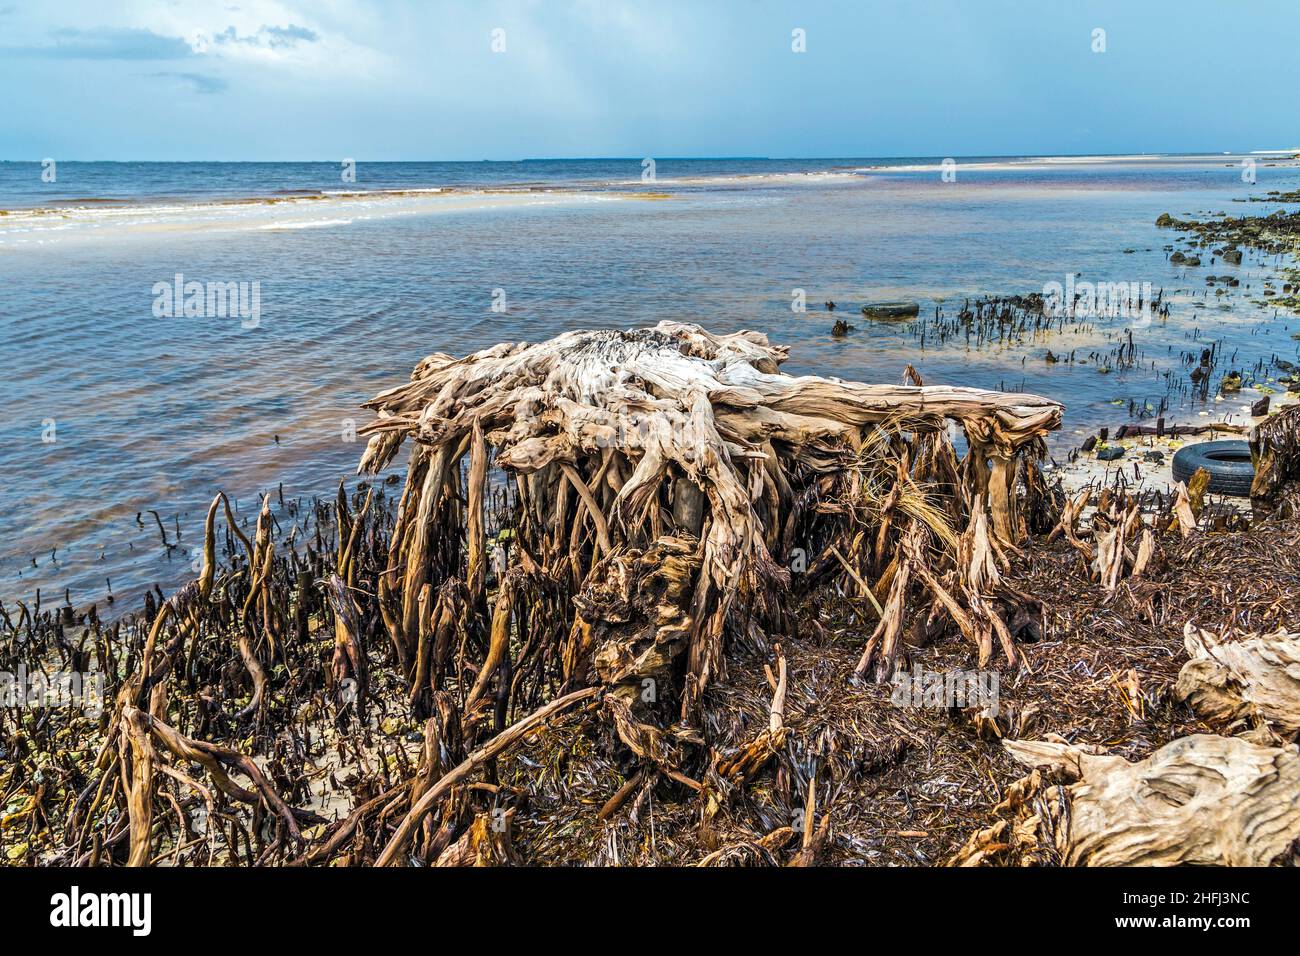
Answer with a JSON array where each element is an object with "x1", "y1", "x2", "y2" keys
[
  {"x1": 1183, "y1": 256, "x2": 1202, "y2": 267},
  {"x1": 1156, "y1": 206, "x2": 1300, "y2": 266},
  {"x1": 1081, "y1": 435, "x2": 1098, "y2": 453},
  {"x1": 1170, "y1": 251, "x2": 1186, "y2": 264},
  {"x1": 1190, "y1": 365, "x2": 1209, "y2": 383},
  {"x1": 1097, "y1": 446, "x2": 1126, "y2": 462},
  {"x1": 1156, "y1": 213, "x2": 1174, "y2": 227},
  {"x1": 825, "y1": 301, "x2": 835, "y2": 311},
  {"x1": 1221, "y1": 371, "x2": 1243, "y2": 393},
  {"x1": 1143, "y1": 450, "x2": 1166, "y2": 463},
  {"x1": 1045, "y1": 350, "x2": 1060, "y2": 364},
  {"x1": 861, "y1": 301, "x2": 921, "y2": 320},
  {"x1": 1224, "y1": 276, "x2": 1240, "y2": 286},
  {"x1": 1251, "y1": 395, "x2": 1271, "y2": 417},
  {"x1": 831, "y1": 318, "x2": 854, "y2": 337}
]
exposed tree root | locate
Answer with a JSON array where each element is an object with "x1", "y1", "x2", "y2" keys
[
  {"x1": 348, "y1": 322, "x2": 1061, "y2": 855},
  {"x1": 952, "y1": 734, "x2": 1300, "y2": 867}
]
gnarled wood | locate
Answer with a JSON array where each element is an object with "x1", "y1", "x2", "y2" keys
[
  {"x1": 359, "y1": 323, "x2": 1061, "y2": 711},
  {"x1": 1176, "y1": 624, "x2": 1300, "y2": 735},
  {"x1": 1001, "y1": 734, "x2": 1300, "y2": 866}
]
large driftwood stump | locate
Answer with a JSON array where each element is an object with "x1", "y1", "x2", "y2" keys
[
  {"x1": 1000, "y1": 735, "x2": 1300, "y2": 866},
  {"x1": 360, "y1": 323, "x2": 1060, "y2": 703},
  {"x1": 355, "y1": 323, "x2": 1061, "y2": 859},
  {"x1": 1176, "y1": 623, "x2": 1300, "y2": 736}
]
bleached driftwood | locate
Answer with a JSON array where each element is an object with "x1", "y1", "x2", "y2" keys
[
  {"x1": 1001, "y1": 734, "x2": 1300, "y2": 866},
  {"x1": 359, "y1": 322, "x2": 1061, "y2": 712},
  {"x1": 353, "y1": 322, "x2": 1061, "y2": 860},
  {"x1": 1176, "y1": 624, "x2": 1300, "y2": 736}
]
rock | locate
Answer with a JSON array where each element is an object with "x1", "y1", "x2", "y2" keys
[
  {"x1": 1081, "y1": 435, "x2": 1097, "y2": 453},
  {"x1": 1223, "y1": 248, "x2": 1243, "y2": 265},
  {"x1": 1096, "y1": 446, "x2": 1125, "y2": 462},
  {"x1": 1155, "y1": 212, "x2": 1174, "y2": 227},
  {"x1": 1170, "y1": 251, "x2": 1186, "y2": 264},
  {"x1": 860, "y1": 301, "x2": 921, "y2": 320},
  {"x1": 1183, "y1": 256, "x2": 1201, "y2": 267},
  {"x1": 1221, "y1": 371, "x2": 1243, "y2": 393},
  {"x1": 1251, "y1": 395, "x2": 1270, "y2": 417},
  {"x1": 824, "y1": 301, "x2": 835, "y2": 311},
  {"x1": 831, "y1": 319, "x2": 854, "y2": 337},
  {"x1": 1142, "y1": 450, "x2": 1165, "y2": 463}
]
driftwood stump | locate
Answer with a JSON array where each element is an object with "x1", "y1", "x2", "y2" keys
[{"x1": 356, "y1": 323, "x2": 1062, "y2": 861}]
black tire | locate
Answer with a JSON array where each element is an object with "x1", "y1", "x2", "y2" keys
[{"x1": 1171, "y1": 439, "x2": 1255, "y2": 497}]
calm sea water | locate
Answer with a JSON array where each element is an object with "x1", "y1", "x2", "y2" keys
[{"x1": 2, "y1": 154, "x2": 1299, "y2": 609}]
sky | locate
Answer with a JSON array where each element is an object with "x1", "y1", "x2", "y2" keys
[{"x1": 1, "y1": 0, "x2": 1297, "y2": 161}]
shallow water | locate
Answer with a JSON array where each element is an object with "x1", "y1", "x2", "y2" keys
[{"x1": 2, "y1": 154, "x2": 1299, "y2": 609}]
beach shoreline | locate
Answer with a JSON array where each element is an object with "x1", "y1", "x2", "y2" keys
[{"x1": 4, "y1": 152, "x2": 1300, "y2": 611}]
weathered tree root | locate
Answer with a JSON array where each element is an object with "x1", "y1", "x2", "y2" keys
[
  {"x1": 351, "y1": 323, "x2": 1061, "y2": 851},
  {"x1": 1251, "y1": 404, "x2": 1300, "y2": 519},
  {"x1": 360, "y1": 323, "x2": 1059, "y2": 704},
  {"x1": 963, "y1": 734, "x2": 1300, "y2": 866},
  {"x1": 375, "y1": 686, "x2": 602, "y2": 866},
  {"x1": 1176, "y1": 623, "x2": 1300, "y2": 737}
]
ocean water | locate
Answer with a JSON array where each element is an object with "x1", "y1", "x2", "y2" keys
[{"x1": 2, "y1": 154, "x2": 1299, "y2": 610}]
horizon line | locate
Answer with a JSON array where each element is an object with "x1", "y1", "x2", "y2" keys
[{"x1": 4, "y1": 149, "x2": 1299, "y2": 164}]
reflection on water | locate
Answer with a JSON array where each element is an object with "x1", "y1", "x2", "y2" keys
[{"x1": 1, "y1": 155, "x2": 1298, "y2": 609}]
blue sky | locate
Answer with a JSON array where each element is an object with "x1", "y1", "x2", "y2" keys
[{"x1": 1, "y1": 0, "x2": 1296, "y2": 160}]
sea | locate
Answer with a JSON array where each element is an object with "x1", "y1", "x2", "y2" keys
[{"x1": 2, "y1": 153, "x2": 1298, "y2": 609}]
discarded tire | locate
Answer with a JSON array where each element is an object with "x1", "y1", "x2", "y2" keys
[{"x1": 1171, "y1": 439, "x2": 1255, "y2": 497}]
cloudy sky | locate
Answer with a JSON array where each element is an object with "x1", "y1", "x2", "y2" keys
[{"x1": 1, "y1": 0, "x2": 1296, "y2": 160}]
